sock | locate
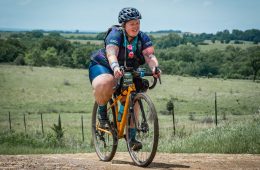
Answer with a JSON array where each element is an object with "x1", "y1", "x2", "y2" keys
[
  {"x1": 98, "y1": 104, "x2": 107, "y2": 119},
  {"x1": 118, "y1": 104, "x2": 124, "y2": 122},
  {"x1": 129, "y1": 128, "x2": 136, "y2": 140}
]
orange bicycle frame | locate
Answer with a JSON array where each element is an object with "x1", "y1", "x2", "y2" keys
[{"x1": 106, "y1": 83, "x2": 136, "y2": 139}]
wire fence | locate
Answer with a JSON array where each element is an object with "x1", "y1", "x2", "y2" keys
[
  {"x1": 2, "y1": 112, "x2": 90, "y2": 143},
  {"x1": 1, "y1": 92, "x2": 259, "y2": 141}
]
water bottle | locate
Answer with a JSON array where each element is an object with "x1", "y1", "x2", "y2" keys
[
  {"x1": 137, "y1": 68, "x2": 146, "y2": 77},
  {"x1": 118, "y1": 103, "x2": 124, "y2": 122}
]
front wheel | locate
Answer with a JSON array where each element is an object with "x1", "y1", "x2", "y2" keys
[
  {"x1": 126, "y1": 93, "x2": 159, "y2": 167},
  {"x1": 91, "y1": 100, "x2": 117, "y2": 161}
]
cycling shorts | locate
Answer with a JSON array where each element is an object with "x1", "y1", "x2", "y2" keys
[{"x1": 89, "y1": 62, "x2": 113, "y2": 84}]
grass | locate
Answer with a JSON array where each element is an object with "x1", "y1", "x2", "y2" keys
[
  {"x1": 1, "y1": 65, "x2": 259, "y2": 119},
  {"x1": 0, "y1": 65, "x2": 93, "y2": 114},
  {"x1": 151, "y1": 75, "x2": 260, "y2": 116},
  {"x1": 159, "y1": 116, "x2": 260, "y2": 153},
  {"x1": 68, "y1": 39, "x2": 103, "y2": 45},
  {"x1": 0, "y1": 64, "x2": 259, "y2": 154},
  {"x1": 0, "y1": 130, "x2": 93, "y2": 154},
  {"x1": 199, "y1": 40, "x2": 260, "y2": 51}
]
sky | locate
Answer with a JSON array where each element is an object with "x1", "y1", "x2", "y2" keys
[{"x1": 0, "y1": 0, "x2": 260, "y2": 34}]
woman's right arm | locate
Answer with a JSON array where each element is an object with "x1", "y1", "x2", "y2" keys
[{"x1": 106, "y1": 44, "x2": 123, "y2": 78}]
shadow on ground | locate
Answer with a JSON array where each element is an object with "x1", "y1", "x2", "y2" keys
[{"x1": 112, "y1": 160, "x2": 190, "y2": 169}]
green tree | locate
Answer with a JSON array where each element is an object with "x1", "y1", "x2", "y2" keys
[
  {"x1": 247, "y1": 46, "x2": 260, "y2": 81},
  {"x1": 177, "y1": 45, "x2": 199, "y2": 62},
  {"x1": 43, "y1": 47, "x2": 58, "y2": 66},
  {"x1": 14, "y1": 54, "x2": 25, "y2": 65},
  {"x1": 156, "y1": 33, "x2": 183, "y2": 48},
  {"x1": 196, "y1": 49, "x2": 223, "y2": 76},
  {"x1": 48, "y1": 32, "x2": 61, "y2": 37},
  {"x1": 40, "y1": 35, "x2": 72, "y2": 55},
  {"x1": 24, "y1": 48, "x2": 45, "y2": 66},
  {"x1": 231, "y1": 29, "x2": 243, "y2": 40},
  {"x1": 211, "y1": 38, "x2": 216, "y2": 43},
  {"x1": 0, "y1": 38, "x2": 25, "y2": 62},
  {"x1": 26, "y1": 30, "x2": 44, "y2": 38},
  {"x1": 72, "y1": 47, "x2": 88, "y2": 68},
  {"x1": 96, "y1": 32, "x2": 106, "y2": 40},
  {"x1": 159, "y1": 59, "x2": 179, "y2": 75},
  {"x1": 58, "y1": 50, "x2": 73, "y2": 67}
]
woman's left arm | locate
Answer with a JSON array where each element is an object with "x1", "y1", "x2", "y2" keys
[{"x1": 142, "y1": 46, "x2": 160, "y2": 76}]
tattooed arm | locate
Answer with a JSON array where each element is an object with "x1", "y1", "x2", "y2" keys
[
  {"x1": 106, "y1": 44, "x2": 122, "y2": 78},
  {"x1": 143, "y1": 46, "x2": 161, "y2": 78},
  {"x1": 106, "y1": 44, "x2": 119, "y2": 60},
  {"x1": 142, "y1": 46, "x2": 159, "y2": 71}
]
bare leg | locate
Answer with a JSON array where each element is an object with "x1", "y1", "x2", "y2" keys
[
  {"x1": 92, "y1": 74, "x2": 115, "y2": 105},
  {"x1": 92, "y1": 73, "x2": 116, "y2": 127}
]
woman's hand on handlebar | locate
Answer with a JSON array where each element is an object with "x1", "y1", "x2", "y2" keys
[
  {"x1": 152, "y1": 67, "x2": 161, "y2": 79},
  {"x1": 152, "y1": 67, "x2": 162, "y2": 85},
  {"x1": 113, "y1": 66, "x2": 123, "y2": 79}
]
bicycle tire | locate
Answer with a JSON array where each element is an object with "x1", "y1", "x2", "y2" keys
[
  {"x1": 126, "y1": 93, "x2": 159, "y2": 167},
  {"x1": 91, "y1": 100, "x2": 117, "y2": 161}
]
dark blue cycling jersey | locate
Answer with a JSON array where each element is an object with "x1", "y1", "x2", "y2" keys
[
  {"x1": 105, "y1": 26, "x2": 153, "y2": 68},
  {"x1": 89, "y1": 26, "x2": 153, "y2": 83}
]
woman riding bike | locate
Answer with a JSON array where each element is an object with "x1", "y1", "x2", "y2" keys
[{"x1": 88, "y1": 7, "x2": 161, "y2": 151}]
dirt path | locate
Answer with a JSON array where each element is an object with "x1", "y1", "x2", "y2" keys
[{"x1": 0, "y1": 152, "x2": 259, "y2": 170}]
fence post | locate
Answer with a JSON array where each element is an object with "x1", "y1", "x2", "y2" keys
[
  {"x1": 172, "y1": 104, "x2": 176, "y2": 136},
  {"x1": 215, "y1": 92, "x2": 218, "y2": 126},
  {"x1": 81, "y1": 115, "x2": 84, "y2": 141},
  {"x1": 8, "y1": 112, "x2": 12, "y2": 132},
  {"x1": 167, "y1": 99, "x2": 176, "y2": 136},
  {"x1": 41, "y1": 113, "x2": 44, "y2": 135},
  {"x1": 24, "y1": 113, "x2": 27, "y2": 133}
]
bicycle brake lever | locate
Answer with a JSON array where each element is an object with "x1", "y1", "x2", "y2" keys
[{"x1": 155, "y1": 67, "x2": 162, "y2": 84}]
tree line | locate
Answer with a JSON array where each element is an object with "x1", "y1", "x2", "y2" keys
[
  {"x1": 150, "y1": 29, "x2": 260, "y2": 80},
  {"x1": 156, "y1": 45, "x2": 260, "y2": 81},
  {"x1": 0, "y1": 29, "x2": 259, "y2": 80},
  {"x1": 0, "y1": 31, "x2": 101, "y2": 68},
  {"x1": 152, "y1": 29, "x2": 260, "y2": 49}
]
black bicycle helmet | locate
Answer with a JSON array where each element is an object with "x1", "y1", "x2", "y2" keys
[{"x1": 118, "y1": 7, "x2": 142, "y2": 24}]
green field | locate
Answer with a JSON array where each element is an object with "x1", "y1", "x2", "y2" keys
[
  {"x1": 68, "y1": 39, "x2": 103, "y2": 45},
  {"x1": 0, "y1": 64, "x2": 259, "y2": 154},
  {"x1": 60, "y1": 33, "x2": 98, "y2": 38},
  {"x1": 199, "y1": 40, "x2": 260, "y2": 51}
]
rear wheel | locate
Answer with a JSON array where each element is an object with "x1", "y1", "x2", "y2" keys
[
  {"x1": 126, "y1": 93, "x2": 159, "y2": 167},
  {"x1": 91, "y1": 100, "x2": 117, "y2": 161}
]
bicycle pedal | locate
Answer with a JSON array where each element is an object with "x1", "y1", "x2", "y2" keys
[
  {"x1": 98, "y1": 123, "x2": 110, "y2": 129},
  {"x1": 131, "y1": 144, "x2": 142, "y2": 151},
  {"x1": 129, "y1": 141, "x2": 143, "y2": 151}
]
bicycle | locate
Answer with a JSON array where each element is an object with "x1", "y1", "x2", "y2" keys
[{"x1": 91, "y1": 67, "x2": 161, "y2": 167}]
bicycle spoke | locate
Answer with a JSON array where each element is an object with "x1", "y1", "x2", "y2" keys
[
  {"x1": 92, "y1": 101, "x2": 117, "y2": 162},
  {"x1": 127, "y1": 93, "x2": 159, "y2": 167}
]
